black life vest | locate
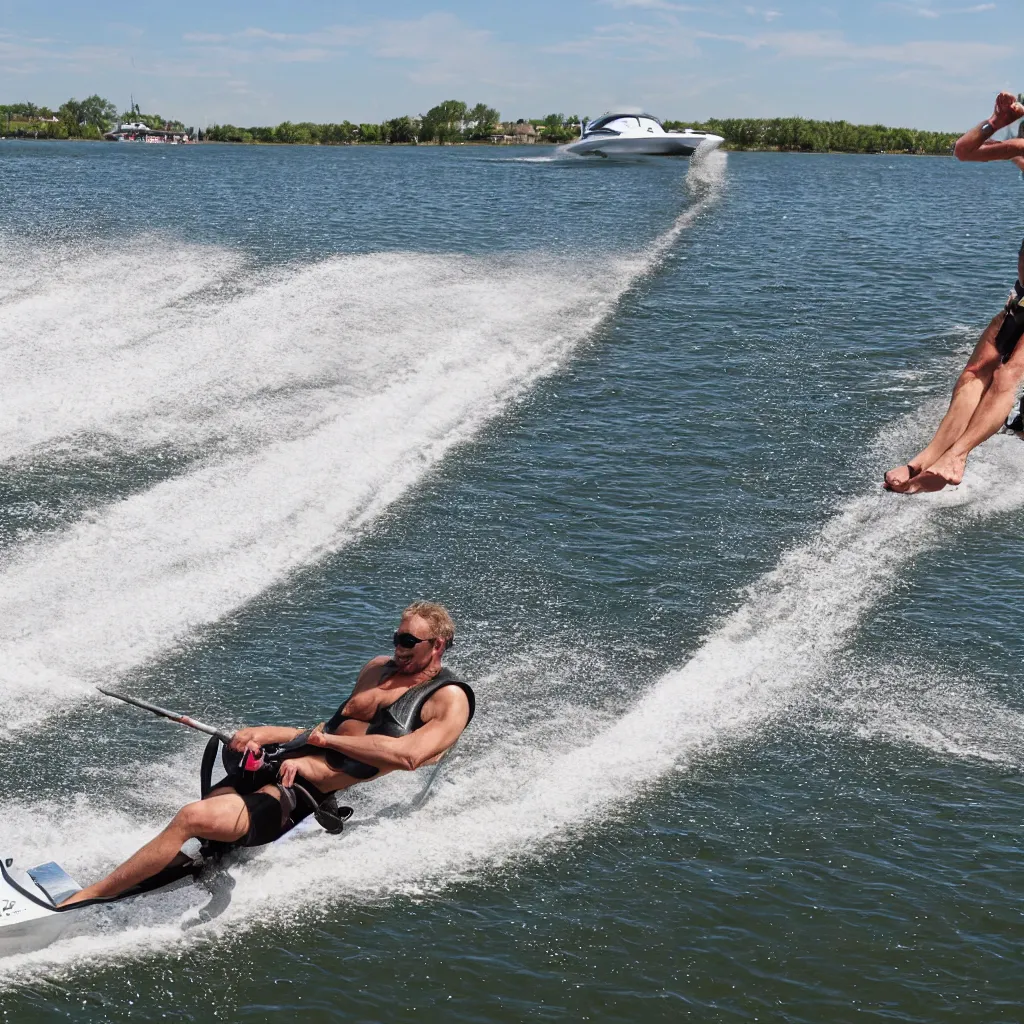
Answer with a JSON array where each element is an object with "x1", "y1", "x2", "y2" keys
[
  {"x1": 323, "y1": 667, "x2": 475, "y2": 778},
  {"x1": 363, "y1": 667, "x2": 475, "y2": 736}
]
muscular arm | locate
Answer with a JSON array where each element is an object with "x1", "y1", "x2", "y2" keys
[
  {"x1": 956, "y1": 138, "x2": 1024, "y2": 163},
  {"x1": 308, "y1": 686, "x2": 471, "y2": 772},
  {"x1": 229, "y1": 725, "x2": 306, "y2": 751},
  {"x1": 954, "y1": 92, "x2": 1024, "y2": 162}
]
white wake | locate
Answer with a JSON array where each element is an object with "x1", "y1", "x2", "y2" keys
[
  {"x1": 0, "y1": 153, "x2": 726, "y2": 734},
  {"x1": 2, "y1": 417, "x2": 1023, "y2": 983}
]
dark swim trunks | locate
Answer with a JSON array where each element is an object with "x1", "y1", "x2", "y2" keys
[
  {"x1": 994, "y1": 279, "x2": 1024, "y2": 362},
  {"x1": 209, "y1": 771, "x2": 320, "y2": 848}
]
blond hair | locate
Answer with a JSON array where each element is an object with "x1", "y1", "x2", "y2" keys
[{"x1": 402, "y1": 601, "x2": 456, "y2": 649}]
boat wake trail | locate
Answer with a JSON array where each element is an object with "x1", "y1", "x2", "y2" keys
[
  {"x1": 0, "y1": 153, "x2": 727, "y2": 736},
  {"x1": 2, "y1": 393, "x2": 1023, "y2": 983},
  {"x1": 815, "y1": 659, "x2": 1024, "y2": 769}
]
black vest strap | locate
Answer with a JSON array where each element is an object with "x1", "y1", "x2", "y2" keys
[{"x1": 366, "y1": 669, "x2": 475, "y2": 738}]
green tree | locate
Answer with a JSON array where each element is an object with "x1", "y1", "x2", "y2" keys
[
  {"x1": 286, "y1": 122, "x2": 315, "y2": 144},
  {"x1": 420, "y1": 99, "x2": 468, "y2": 143},
  {"x1": 385, "y1": 115, "x2": 418, "y2": 143},
  {"x1": 274, "y1": 121, "x2": 298, "y2": 143},
  {"x1": 58, "y1": 98, "x2": 84, "y2": 131},
  {"x1": 59, "y1": 96, "x2": 117, "y2": 137},
  {"x1": 78, "y1": 95, "x2": 117, "y2": 129},
  {"x1": 661, "y1": 115, "x2": 956, "y2": 154},
  {"x1": 465, "y1": 102, "x2": 500, "y2": 138},
  {"x1": 539, "y1": 112, "x2": 571, "y2": 142},
  {"x1": 205, "y1": 123, "x2": 254, "y2": 143},
  {"x1": 319, "y1": 121, "x2": 358, "y2": 144}
]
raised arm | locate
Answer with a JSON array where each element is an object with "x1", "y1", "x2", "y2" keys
[
  {"x1": 306, "y1": 685, "x2": 471, "y2": 772},
  {"x1": 954, "y1": 91, "x2": 1024, "y2": 162}
]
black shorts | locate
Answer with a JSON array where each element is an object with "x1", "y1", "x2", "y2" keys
[
  {"x1": 209, "y1": 771, "x2": 321, "y2": 848},
  {"x1": 994, "y1": 279, "x2": 1024, "y2": 363}
]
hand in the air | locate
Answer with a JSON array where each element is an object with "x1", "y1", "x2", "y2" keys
[
  {"x1": 306, "y1": 722, "x2": 328, "y2": 747},
  {"x1": 993, "y1": 91, "x2": 1024, "y2": 126}
]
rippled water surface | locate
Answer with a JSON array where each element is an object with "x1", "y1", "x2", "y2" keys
[{"x1": 2, "y1": 140, "x2": 1023, "y2": 1022}]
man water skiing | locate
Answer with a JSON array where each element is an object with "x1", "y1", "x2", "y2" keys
[
  {"x1": 61, "y1": 601, "x2": 472, "y2": 906},
  {"x1": 884, "y1": 90, "x2": 1024, "y2": 494}
]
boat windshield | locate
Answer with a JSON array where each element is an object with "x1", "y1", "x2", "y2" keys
[{"x1": 586, "y1": 113, "x2": 665, "y2": 134}]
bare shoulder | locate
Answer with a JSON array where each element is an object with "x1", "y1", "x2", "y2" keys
[
  {"x1": 422, "y1": 682, "x2": 471, "y2": 727},
  {"x1": 355, "y1": 655, "x2": 392, "y2": 688}
]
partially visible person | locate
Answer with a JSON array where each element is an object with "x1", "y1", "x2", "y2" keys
[{"x1": 884, "y1": 91, "x2": 1024, "y2": 493}]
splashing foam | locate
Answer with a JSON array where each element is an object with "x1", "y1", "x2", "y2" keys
[
  {"x1": 4, "y1": 380, "x2": 1024, "y2": 982},
  {"x1": 0, "y1": 154, "x2": 726, "y2": 735},
  {"x1": 0, "y1": 152, "x2": 724, "y2": 464},
  {"x1": 806, "y1": 617, "x2": 1024, "y2": 769},
  {"x1": 828, "y1": 662, "x2": 1024, "y2": 768},
  {"x1": 0, "y1": 235, "x2": 247, "y2": 459}
]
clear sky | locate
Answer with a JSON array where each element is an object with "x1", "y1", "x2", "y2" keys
[{"x1": 0, "y1": 0, "x2": 1015, "y2": 131}]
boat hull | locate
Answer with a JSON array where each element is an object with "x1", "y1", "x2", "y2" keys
[{"x1": 564, "y1": 132, "x2": 723, "y2": 158}]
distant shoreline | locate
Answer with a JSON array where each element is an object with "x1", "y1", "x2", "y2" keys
[
  {"x1": 1, "y1": 101, "x2": 963, "y2": 155},
  {"x1": 0, "y1": 136, "x2": 956, "y2": 156}
]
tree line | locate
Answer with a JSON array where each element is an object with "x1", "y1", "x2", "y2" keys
[
  {"x1": 204, "y1": 101, "x2": 583, "y2": 145},
  {"x1": 2, "y1": 93, "x2": 970, "y2": 154},
  {"x1": 666, "y1": 117, "x2": 960, "y2": 155},
  {"x1": 1, "y1": 97, "x2": 186, "y2": 138},
  {"x1": 206, "y1": 108, "x2": 961, "y2": 154}
]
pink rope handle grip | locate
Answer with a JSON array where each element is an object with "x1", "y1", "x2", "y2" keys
[{"x1": 241, "y1": 748, "x2": 266, "y2": 772}]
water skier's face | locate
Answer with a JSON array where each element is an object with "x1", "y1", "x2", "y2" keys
[{"x1": 392, "y1": 613, "x2": 439, "y2": 672}]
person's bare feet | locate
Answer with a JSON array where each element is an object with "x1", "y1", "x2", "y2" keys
[
  {"x1": 901, "y1": 451, "x2": 967, "y2": 494},
  {"x1": 883, "y1": 463, "x2": 920, "y2": 491}
]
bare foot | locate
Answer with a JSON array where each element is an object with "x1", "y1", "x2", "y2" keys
[
  {"x1": 902, "y1": 451, "x2": 967, "y2": 494},
  {"x1": 58, "y1": 887, "x2": 94, "y2": 907},
  {"x1": 883, "y1": 463, "x2": 920, "y2": 491}
]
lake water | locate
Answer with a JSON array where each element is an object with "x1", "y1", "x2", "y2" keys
[{"x1": 1, "y1": 139, "x2": 1023, "y2": 1022}]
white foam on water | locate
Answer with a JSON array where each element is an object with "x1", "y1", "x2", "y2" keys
[
  {"x1": 809, "y1": 640, "x2": 1024, "y2": 769},
  {"x1": 4, "y1": 382, "x2": 1024, "y2": 984},
  {"x1": 0, "y1": 234, "x2": 244, "y2": 400},
  {"x1": 0, "y1": 153, "x2": 724, "y2": 465},
  {"x1": 497, "y1": 154, "x2": 568, "y2": 163},
  {"x1": 0, "y1": 154, "x2": 727, "y2": 735},
  {"x1": 847, "y1": 674, "x2": 1024, "y2": 768}
]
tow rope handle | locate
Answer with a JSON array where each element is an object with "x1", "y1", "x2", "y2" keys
[
  {"x1": 241, "y1": 748, "x2": 266, "y2": 772},
  {"x1": 238, "y1": 727, "x2": 315, "y2": 773}
]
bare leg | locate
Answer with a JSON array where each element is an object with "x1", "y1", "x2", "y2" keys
[
  {"x1": 903, "y1": 343, "x2": 1024, "y2": 492},
  {"x1": 885, "y1": 314, "x2": 1003, "y2": 491},
  {"x1": 59, "y1": 788, "x2": 266, "y2": 906}
]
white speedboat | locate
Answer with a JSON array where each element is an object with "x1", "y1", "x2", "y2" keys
[{"x1": 565, "y1": 113, "x2": 723, "y2": 158}]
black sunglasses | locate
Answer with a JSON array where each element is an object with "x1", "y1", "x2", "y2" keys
[{"x1": 393, "y1": 631, "x2": 435, "y2": 649}]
